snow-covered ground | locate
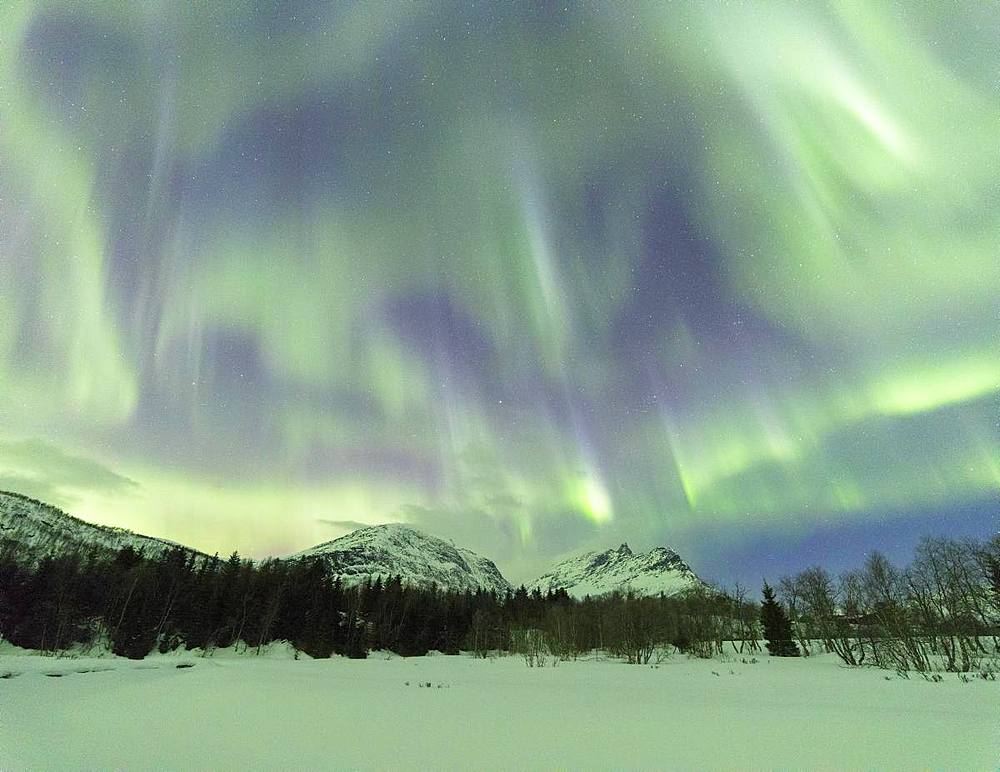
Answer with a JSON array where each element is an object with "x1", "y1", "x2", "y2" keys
[{"x1": 1, "y1": 645, "x2": 997, "y2": 770}]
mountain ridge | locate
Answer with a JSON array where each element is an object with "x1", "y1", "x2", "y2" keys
[
  {"x1": 0, "y1": 491, "x2": 511, "y2": 594},
  {"x1": 0, "y1": 490, "x2": 206, "y2": 563},
  {"x1": 2, "y1": 490, "x2": 703, "y2": 598},
  {"x1": 291, "y1": 522, "x2": 512, "y2": 594},
  {"x1": 528, "y1": 541, "x2": 706, "y2": 598}
]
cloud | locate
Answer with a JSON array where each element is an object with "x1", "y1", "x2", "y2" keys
[
  {"x1": 315, "y1": 518, "x2": 371, "y2": 532},
  {"x1": 0, "y1": 474, "x2": 69, "y2": 507},
  {"x1": 0, "y1": 438, "x2": 138, "y2": 504}
]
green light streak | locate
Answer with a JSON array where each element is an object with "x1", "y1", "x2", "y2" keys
[{"x1": 1, "y1": 2, "x2": 996, "y2": 559}]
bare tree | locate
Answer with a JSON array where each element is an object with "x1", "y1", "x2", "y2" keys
[
  {"x1": 544, "y1": 605, "x2": 580, "y2": 661},
  {"x1": 907, "y1": 537, "x2": 985, "y2": 672},
  {"x1": 795, "y1": 566, "x2": 864, "y2": 666},
  {"x1": 731, "y1": 583, "x2": 761, "y2": 653},
  {"x1": 778, "y1": 574, "x2": 810, "y2": 655},
  {"x1": 511, "y1": 627, "x2": 553, "y2": 667}
]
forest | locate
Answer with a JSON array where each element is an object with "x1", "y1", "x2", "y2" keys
[{"x1": 1, "y1": 532, "x2": 998, "y2": 674}]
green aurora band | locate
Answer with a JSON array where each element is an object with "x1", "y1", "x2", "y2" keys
[{"x1": 0, "y1": 1, "x2": 997, "y2": 578}]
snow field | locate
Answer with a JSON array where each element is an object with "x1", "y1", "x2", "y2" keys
[{"x1": 1, "y1": 648, "x2": 997, "y2": 770}]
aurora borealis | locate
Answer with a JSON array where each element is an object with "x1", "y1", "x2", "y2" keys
[{"x1": 1, "y1": 1, "x2": 998, "y2": 583}]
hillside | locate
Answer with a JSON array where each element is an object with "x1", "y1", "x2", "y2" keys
[
  {"x1": 0, "y1": 491, "x2": 203, "y2": 563},
  {"x1": 291, "y1": 523, "x2": 513, "y2": 594},
  {"x1": 529, "y1": 542, "x2": 706, "y2": 598}
]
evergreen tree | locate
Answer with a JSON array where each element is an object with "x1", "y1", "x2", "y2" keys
[{"x1": 760, "y1": 581, "x2": 799, "y2": 657}]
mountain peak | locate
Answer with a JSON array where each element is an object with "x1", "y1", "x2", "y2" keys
[
  {"x1": 529, "y1": 540, "x2": 705, "y2": 599},
  {"x1": 0, "y1": 493, "x2": 510, "y2": 595},
  {"x1": 291, "y1": 523, "x2": 511, "y2": 594}
]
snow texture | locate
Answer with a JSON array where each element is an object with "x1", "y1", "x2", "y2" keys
[
  {"x1": 1, "y1": 647, "x2": 996, "y2": 770},
  {"x1": 529, "y1": 542, "x2": 706, "y2": 598},
  {"x1": 0, "y1": 491, "x2": 203, "y2": 564},
  {"x1": 0, "y1": 492, "x2": 509, "y2": 594},
  {"x1": 291, "y1": 523, "x2": 513, "y2": 594}
]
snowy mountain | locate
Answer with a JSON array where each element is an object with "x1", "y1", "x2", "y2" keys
[
  {"x1": 290, "y1": 523, "x2": 512, "y2": 595},
  {"x1": 2, "y1": 489, "x2": 699, "y2": 600},
  {"x1": 528, "y1": 543, "x2": 706, "y2": 598},
  {"x1": 0, "y1": 491, "x2": 510, "y2": 594},
  {"x1": 0, "y1": 490, "x2": 203, "y2": 563}
]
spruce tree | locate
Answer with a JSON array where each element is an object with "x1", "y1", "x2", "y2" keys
[{"x1": 760, "y1": 581, "x2": 799, "y2": 657}]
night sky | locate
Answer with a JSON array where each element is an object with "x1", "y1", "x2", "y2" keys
[{"x1": 2, "y1": 2, "x2": 998, "y2": 586}]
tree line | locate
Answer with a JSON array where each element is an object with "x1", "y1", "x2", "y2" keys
[
  {"x1": 0, "y1": 533, "x2": 997, "y2": 672},
  {"x1": 768, "y1": 535, "x2": 1000, "y2": 673}
]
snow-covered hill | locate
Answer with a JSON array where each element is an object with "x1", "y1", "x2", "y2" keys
[
  {"x1": 2, "y1": 490, "x2": 698, "y2": 600},
  {"x1": 291, "y1": 523, "x2": 512, "y2": 595},
  {"x1": 0, "y1": 492, "x2": 510, "y2": 594},
  {"x1": 529, "y1": 543, "x2": 706, "y2": 598},
  {"x1": 0, "y1": 490, "x2": 203, "y2": 563}
]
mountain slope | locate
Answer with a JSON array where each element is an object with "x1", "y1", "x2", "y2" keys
[
  {"x1": 0, "y1": 490, "x2": 203, "y2": 563},
  {"x1": 0, "y1": 491, "x2": 511, "y2": 594},
  {"x1": 528, "y1": 543, "x2": 706, "y2": 598},
  {"x1": 291, "y1": 523, "x2": 512, "y2": 594}
]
